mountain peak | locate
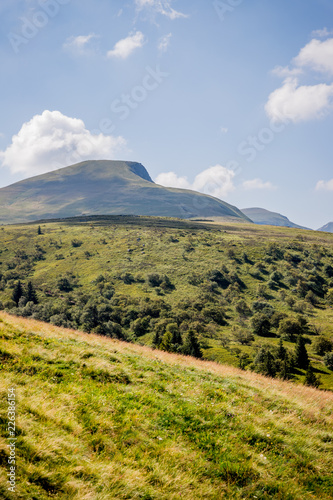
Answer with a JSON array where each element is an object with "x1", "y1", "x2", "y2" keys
[
  {"x1": 317, "y1": 222, "x2": 333, "y2": 233},
  {"x1": 0, "y1": 160, "x2": 249, "y2": 224}
]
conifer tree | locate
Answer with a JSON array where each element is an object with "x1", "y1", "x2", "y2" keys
[
  {"x1": 26, "y1": 281, "x2": 38, "y2": 304},
  {"x1": 277, "y1": 338, "x2": 286, "y2": 360},
  {"x1": 183, "y1": 329, "x2": 202, "y2": 358},
  {"x1": 295, "y1": 335, "x2": 309, "y2": 369},
  {"x1": 152, "y1": 330, "x2": 161, "y2": 348},
  {"x1": 37, "y1": 225, "x2": 42, "y2": 235},
  {"x1": 279, "y1": 353, "x2": 294, "y2": 380},
  {"x1": 12, "y1": 280, "x2": 23, "y2": 306}
]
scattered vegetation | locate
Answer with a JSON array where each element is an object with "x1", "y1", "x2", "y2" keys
[{"x1": 0, "y1": 216, "x2": 332, "y2": 389}]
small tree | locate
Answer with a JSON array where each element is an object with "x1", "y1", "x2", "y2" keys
[
  {"x1": 304, "y1": 364, "x2": 321, "y2": 388},
  {"x1": 26, "y1": 281, "x2": 38, "y2": 304},
  {"x1": 159, "y1": 331, "x2": 173, "y2": 352},
  {"x1": 295, "y1": 335, "x2": 309, "y2": 369},
  {"x1": 278, "y1": 317, "x2": 304, "y2": 342},
  {"x1": 152, "y1": 330, "x2": 161, "y2": 348},
  {"x1": 277, "y1": 338, "x2": 286, "y2": 360},
  {"x1": 166, "y1": 323, "x2": 182, "y2": 346},
  {"x1": 182, "y1": 329, "x2": 202, "y2": 358},
  {"x1": 251, "y1": 313, "x2": 271, "y2": 337},
  {"x1": 279, "y1": 353, "x2": 294, "y2": 380},
  {"x1": 12, "y1": 280, "x2": 23, "y2": 306},
  {"x1": 254, "y1": 346, "x2": 276, "y2": 377},
  {"x1": 37, "y1": 225, "x2": 42, "y2": 235}
]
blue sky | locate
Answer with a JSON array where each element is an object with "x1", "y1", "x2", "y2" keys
[{"x1": 0, "y1": 0, "x2": 333, "y2": 229}]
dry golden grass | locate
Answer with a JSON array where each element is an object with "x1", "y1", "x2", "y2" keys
[{"x1": 0, "y1": 311, "x2": 333, "y2": 499}]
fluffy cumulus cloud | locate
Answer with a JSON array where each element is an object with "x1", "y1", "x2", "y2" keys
[
  {"x1": 266, "y1": 36, "x2": 333, "y2": 123},
  {"x1": 107, "y1": 31, "x2": 145, "y2": 59},
  {"x1": 135, "y1": 0, "x2": 187, "y2": 20},
  {"x1": 155, "y1": 171, "x2": 190, "y2": 189},
  {"x1": 63, "y1": 34, "x2": 98, "y2": 56},
  {"x1": 0, "y1": 110, "x2": 126, "y2": 177},
  {"x1": 155, "y1": 165, "x2": 235, "y2": 198},
  {"x1": 265, "y1": 78, "x2": 333, "y2": 123},
  {"x1": 293, "y1": 38, "x2": 333, "y2": 75},
  {"x1": 316, "y1": 179, "x2": 333, "y2": 191},
  {"x1": 242, "y1": 178, "x2": 276, "y2": 191}
]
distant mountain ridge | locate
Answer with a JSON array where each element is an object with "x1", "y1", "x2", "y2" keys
[
  {"x1": 242, "y1": 207, "x2": 309, "y2": 230},
  {"x1": 0, "y1": 160, "x2": 250, "y2": 224},
  {"x1": 317, "y1": 222, "x2": 333, "y2": 233}
]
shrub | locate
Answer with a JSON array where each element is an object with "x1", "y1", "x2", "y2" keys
[
  {"x1": 304, "y1": 364, "x2": 321, "y2": 388},
  {"x1": 232, "y1": 329, "x2": 254, "y2": 345},
  {"x1": 131, "y1": 316, "x2": 151, "y2": 337},
  {"x1": 251, "y1": 313, "x2": 272, "y2": 337},
  {"x1": 235, "y1": 300, "x2": 252, "y2": 318},
  {"x1": 57, "y1": 277, "x2": 73, "y2": 292},
  {"x1": 324, "y1": 352, "x2": 333, "y2": 370},
  {"x1": 71, "y1": 239, "x2": 83, "y2": 247},
  {"x1": 121, "y1": 273, "x2": 135, "y2": 285},
  {"x1": 202, "y1": 305, "x2": 227, "y2": 326},
  {"x1": 207, "y1": 269, "x2": 230, "y2": 289},
  {"x1": 147, "y1": 273, "x2": 163, "y2": 288},
  {"x1": 313, "y1": 337, "x2": 333, "y2": 356}
]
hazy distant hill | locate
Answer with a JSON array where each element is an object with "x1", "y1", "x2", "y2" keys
[
  {"x1": 0, "y1": 160, "x2": 250, "y2": 224},
  {"x1": 317, "y1": 222, "x2": 333, "y2": 233},
  {"x1": 242, "y1": 207, "x2": 309, "y2": 229}
]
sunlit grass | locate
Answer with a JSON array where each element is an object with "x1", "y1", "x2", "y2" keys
[{"x1": 0, "y1": 312, "x2": 332, "y2": 499}]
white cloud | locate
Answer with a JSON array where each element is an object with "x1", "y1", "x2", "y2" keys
[
  {"x1": 293, "y1": 38, "x2": 333, "y2": 76},
  {"x1": 265, "y1": 77, "x2": 333, "y2": 123},
  {"x1": 0, "y1": 110, "x2": 126, "y2": 177},
  {"x1": 63, "y1": 34, "x2": 98, "y2": 56},
  {"x1": 155, "y1": 171, "x2": 190, "y2": 189},
  {"x1": 316, "y1": 179, "x2": 333, "y2": 191},
  {"x1": 311, "y1": 28, "x2": 333, "y2": 39},
  {"x1": 271, "y1": 66, "x2": 302, "y2": 78},
  {"x1": 266, "y1": 36, "x2": 333, "y2": 123},
  {"x1": 135, "y1": 0, "x2": 188, "y2": 20},
  {"x1": 107, "y1": 31, "x2": 145, "y2": 59},
  {"x1": 158, "y1": 33, "x2": 172, "y2": 53},
  {"x1": 155, "y1": 165, "x2": 235, "y2": 198},
  {"x1": 242, "y1": 178, "x2": 276, "y2": 191},
  {"x1": 220, "y1": 127, "x2": 228, "y2": 134}
]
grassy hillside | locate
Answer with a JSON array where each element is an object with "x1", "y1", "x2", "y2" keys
[
  {"x1": 0, "y1": 216, "x2": 333, "y2": 389},
  {"x1": 0, "y1": 312, "x2": 332, "y2": 499},
  {"x1": 0, "y1": 161, "x2": 249, "y2": 224},
  {"x1": 241, "y1": 208, "x2": 308, "y2": 230}
]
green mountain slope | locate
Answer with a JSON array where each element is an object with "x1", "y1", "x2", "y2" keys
[
  {"x1": 318, "y1": 222, "x2": 333, "y2": 233},
  {"x1": 0, "y1": 161, "x2": 249, "y2": 224},
  {"x1": 0, "y1": 217, "x2": 332, "y2": 390},
  {"x1": 0, "y1": 312, "x2": 332, "y2": 499},
  {"x1": 242, "y1": 207, "x2": 309, "y2": 229}
]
